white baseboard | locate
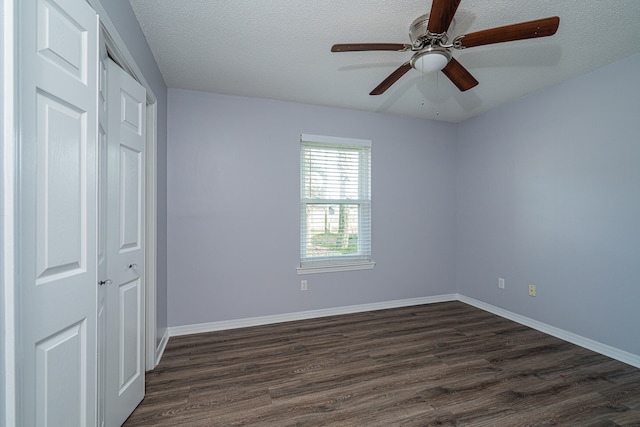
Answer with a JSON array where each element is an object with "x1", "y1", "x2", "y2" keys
[
  {"x1": 168, "y1": 294, "x2": 458, "y2": 337},
  {"x1": 163, "y1": 293, "x2": 639, "y2": 370},
  {"x1": 457, "y1": 294, "x2": 640, "y2": 369}
]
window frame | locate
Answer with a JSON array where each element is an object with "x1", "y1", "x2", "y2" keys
[{"x1": 297, "y1": 134, "x2": 375, "y2": 275}]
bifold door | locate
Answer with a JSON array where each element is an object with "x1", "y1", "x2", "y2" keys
[
  {"x1": 19, "y1": 0, "x2": 147, "y2": 424},
  {"x1": 19, "y1": 0, "x2": 99, "y2": 424},
  {"x1": 104, "y1": 57, "x2": 147, "y2": 427}
]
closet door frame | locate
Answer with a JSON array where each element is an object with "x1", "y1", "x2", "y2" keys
[
  {"x1": 2, "y1": 0, "x2": 18, "y2": 425},
  {"x1": 89, "y1": 0, "x2": 160, "y2": 372}
]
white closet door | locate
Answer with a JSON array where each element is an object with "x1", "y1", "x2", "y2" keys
[
  {"x1": 105, "y1": 58, "x2": 147, "y2": 427},
  {"x1": 18, "y1": 0, "x2": 99, "y2": 425}
]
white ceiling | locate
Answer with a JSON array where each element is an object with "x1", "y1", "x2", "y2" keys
[{"x1": 129, "y1": 0, "x2": 640, "y2": 122}]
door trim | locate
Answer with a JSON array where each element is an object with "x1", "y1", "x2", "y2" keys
[
  {"x1": 2, "y1": 0, "x2": 17, "y2": 424},
  {"x1": 88, "y1": 0, "x2": 160, "y2": 371},
  {"x1": 145, "y1": 102, "x2": 158, "y2": 369}
]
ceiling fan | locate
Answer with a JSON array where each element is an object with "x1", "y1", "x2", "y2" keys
[{"x1": 331, "y1": 0, "x2": 559, "y2": 95}]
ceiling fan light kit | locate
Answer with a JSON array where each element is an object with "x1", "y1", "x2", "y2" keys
[
  {"x1": 331, "y1": 0, "x2": 559, "y2": 95},
  {"x1": 410, "y1": 47, "x2": 451, "y2": 73}
]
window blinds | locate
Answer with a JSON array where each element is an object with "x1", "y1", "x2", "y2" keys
[{"x1": 300, "y1": 135, "x2": 371, "y2": 267}]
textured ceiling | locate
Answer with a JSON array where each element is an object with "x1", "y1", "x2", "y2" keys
[{"x1": 129, "y1": 0, "x2": 640, "y2": 122}]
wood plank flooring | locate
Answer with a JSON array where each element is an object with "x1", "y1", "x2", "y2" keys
[{"x1": 123, "y1": 302, "x2": 640, "y2": 426}]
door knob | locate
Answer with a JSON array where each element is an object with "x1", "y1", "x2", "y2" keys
[{"x1": 98, "y1": 279, "x2": 112, "y2": 286}]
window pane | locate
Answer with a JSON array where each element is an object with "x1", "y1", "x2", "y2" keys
[
  {"x1": 304, "y1": 147, "x2": 360, "y2": 200},
  {"x1": 305, "y1": 204, "x2": 360, "y2": 257}
]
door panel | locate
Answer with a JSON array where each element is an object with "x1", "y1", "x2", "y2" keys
[
  {"x1": 118, "y1": 278, "x2": 143, "y2": 389},
  {"x1": 19, "y1": 0, "x2": 99, "y2": 425},
  {"x1": 36, "y1": 320, "x2": 87, "y2": 426},
  {"x1": 35, "y1": 91, "x2": 86, "y2": 282},
  {"x1": 106, "y1": 58, "x2": 146, "y2": 427},
  {"x1": 37, "y1": 0, "x2": 88, "y2": 82},
  {"x1": 120, "y1": 145, "x2": 143, "y2": 250}
]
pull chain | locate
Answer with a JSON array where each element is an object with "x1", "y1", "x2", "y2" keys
[
  {"x1": 433, "y1": 73, "x2": 440, "y2": 118},
  {"x1": 421, "y1": 68, "x2": 425, "y2": 106}
]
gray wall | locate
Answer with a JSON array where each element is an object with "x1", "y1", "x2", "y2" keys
[
  {"x1": 165, "y1": 41, "x2": 639, "y2": 358},
  {"x1": 457, "y1": 52, "x2": 640, "y2": 356},
  {"x1": 167, "y1": 89, "x2": 458, "y2": 327},
  {"x1": 97, "y1": 0, "x2": 169, "y2": 342}
]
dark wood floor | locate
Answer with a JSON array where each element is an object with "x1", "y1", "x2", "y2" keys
[{"x1": 123, "y1": 302, "x2": 640, "y2": 426}]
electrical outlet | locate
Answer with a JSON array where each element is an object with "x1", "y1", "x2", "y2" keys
[
  {"x1": 528, "y1": 284, "x2": 536, "y2": 297},
  {"x1": 301, "y1": 280, "x2": 307, "y2": 291},
  {"x1": 498, "y1": 278, "x2": 505, "y2": 289}
]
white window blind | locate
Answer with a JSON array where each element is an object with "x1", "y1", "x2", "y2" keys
[{"x1": 299, "y1": 134, "x2": 373, "y2": 273}]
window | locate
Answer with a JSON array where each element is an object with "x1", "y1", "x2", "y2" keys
[{"x1": 298, "y1": 134, "x2": 374, "y2": 274}]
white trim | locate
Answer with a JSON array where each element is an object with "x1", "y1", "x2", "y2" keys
[
  {"x1": 144, "y1": 102, "x2": 157, "y2": 370},
  {"x1": 163, "y1": 293, "x2": 640, "y2": 370},
  {"x1": 2, "y1": 0, "x2": 17, "y2": 424},
  {"x1": 155, "y1": 328, "x2": 169, "y2": 367},
  {"x1": 301, "y1": 134, "x2": 371, "y2": 147},
  {"x1": 299, "y1": 138, "x2": 372, "y2": 269},
  {"x1": 457, "y1": 294, "x2": 640, "y2": 369},
  {"x1": 297, "y1": 261, "x2": 376, "y2": 275},
  {"x1": 168, "y1": 294, "x2": 457, "y2": 337}
]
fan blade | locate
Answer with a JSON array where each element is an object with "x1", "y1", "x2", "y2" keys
[
  {"x1": 331, "y1": 43, "x2": 411, "y2": 52},
  {"x1": 427, "y1": 0, "x2": 462, "y2": 34},
  {"x1": 441, "y1": 58, "x2": 478, "y2": 91},
  {"x1": 370, "y1": 62, "x2": 412, "y2": 95},
  {"x1": 457, "y1": 16, "x2": 560, "y2": 48}
]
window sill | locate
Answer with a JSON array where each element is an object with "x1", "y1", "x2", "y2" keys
[{"x1": 296, "y1": 261, "x2": 376, "y2": 275}]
